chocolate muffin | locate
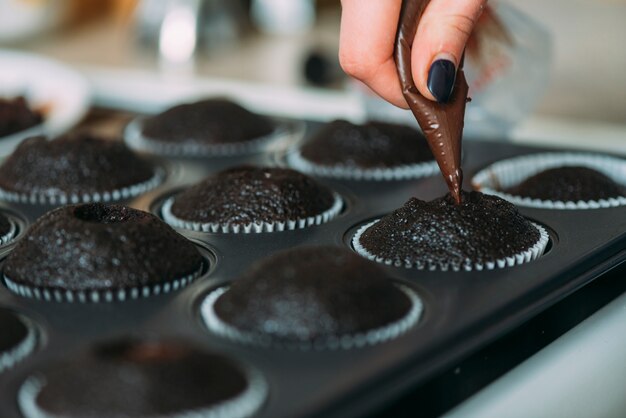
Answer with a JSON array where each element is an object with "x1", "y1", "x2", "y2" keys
[
  {"x1": 18, "y1": 339, "x2": 265, "y2": 418},
  {"x1": 0, "y1": 96, "x2": 43, "y2": 137},
  {"x1": 355, "y1": 191, "x2": 546, "y2": 271},
  {"x1": 205, "y1": 246, "x2": 421, "y2": 348},
  {"x1": 505, "y1": 166, "x2": 626, "y2": 202},
  {"x1": 141, "y1": 98, "x2": 274, "y2": 145},
  {"x1": 164, "y1": 166, "x2": 340, "y2": 232},
  {"x1": 0, "y1": 134, "x2": 160, "y2": 203},
  {"x1": 4, "y1": 204, "x2": 203, "y2": 301},
  {"x1": 0, "y1": 308, "x2": 36, "y2": 372},
  {"x1": 299, "y1": 120, "x2": 434, "y2": 168}
]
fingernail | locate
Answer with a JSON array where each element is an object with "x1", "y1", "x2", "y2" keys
[{"x1": 427, "y1": 59, "x2": 456, "y2": 103}]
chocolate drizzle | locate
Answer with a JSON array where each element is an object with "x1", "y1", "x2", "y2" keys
[{"x1": 394, "y1": 0, "x2": 468, "y2": 204}]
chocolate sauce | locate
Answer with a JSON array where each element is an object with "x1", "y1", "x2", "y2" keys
[{"x1": 394, "y1": 0, "x2": 469, "y2": 204}]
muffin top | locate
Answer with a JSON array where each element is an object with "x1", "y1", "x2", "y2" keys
[
  {"x1": 0, "y1": 96, "x2": 43, "y2": 137},
  {"x1": 170, "y1": 166, "x2": 336, "y2": 226},
  {"x1": 20, "y1": 339, "x2": 252, "y2": 418},
  {"x1": 141, "y1": 98, "x2": 274, "y2": 145},
  {"x1": 300, "y1": 120, "x2": 434, "y2": 168},
  {"x1": 212, "y1": 246, "x2": 413, "y2": 343},
  {"x1": 358, "y1": 191, "x2": 541, "y2": 269},
  {"x1": 0, "y1": 134, "x2": 156, "y2": 197},
  {"x1": 4, "y1": 203, "x2": 203, "y2": 291},
  {"x1": 505, "y1": 166, "x2": 626, "y2": 202}
]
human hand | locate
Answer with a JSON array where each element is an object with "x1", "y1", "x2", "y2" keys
[{"x1": 339, "y1": 0, "x2": 486, "y2": 106}]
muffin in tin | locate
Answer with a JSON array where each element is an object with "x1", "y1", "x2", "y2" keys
[
  {"x1": 353, "y1": 191, "x2": 549, "y2": 271},
  {"x1": 18, "y1": 339, "x2": 266, "y2": 418},
  {"x1": 162, "y1": 165, "x2": 342, "y2": 233},
  {"x1": 0, "y1": 133, "x2": 162, "y2": 204},
  {"x1": 128, "y1": 98, "x2": 277, "y2": 156},
  {"x1": 0, "y1": 96, "x2": 43, "y2": 138},
  {"x1": 3, "y1": 203, "x2": 204, "y2": 302},
  {"x1": 202, "y1": 246, "x2": 423, "y2": 349},
  {"x1": 472, "y1": 152, "x2": 626, "y2": 209},
  {"x1": 288, "y1": 119, "x2": 438, "y2": 180},
  {"x1": 0, "y1": 308, "x2": 37, "y2": 373}
]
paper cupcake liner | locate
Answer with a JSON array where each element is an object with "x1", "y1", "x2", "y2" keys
[
  {"x1": 3, "y1": 263, "x2": 204, "y2": 303},
  {"x1": 472, "y1": 152, "x2": 626, "y2": 210},
  {"x1": 0, "y1": 169, "x2": 165, "y2": 206},
  {"x1": 124, "y1": 117, "x2": 292, "y2": 157},
  {"x1": 161, "y1": 192, "x2": 343, "y2": 234},
  {"x1": 201, "y1": 284, "x2": 423, "y2": 350},
  {"x1": 18, "y1": 364, "x2": 267, "y2": 418},
  {"x1": 0, "y1": 314, "x2": 37, "y2": 373},
  {"x1": 353, "y1": 220, "x2": 549, "y2": 272},
  {"x1": 286, "y1": 149, "x2": 440, "y2": 181},
  {"x1": 0, "y1": 218, "x2": 18, "y2": 246}
]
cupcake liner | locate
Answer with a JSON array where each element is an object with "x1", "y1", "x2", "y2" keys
[
  {"x1": 3, "y1": 263, "x2": 204, "y2": 303},
  {"x1": 124, "y1": 117, "x2": 292, "y2": 157},
  {"x1": 18, "y1": 363, "x2": 267, "y2": 418},
  {"x1": 352, "y1": 220, "x2": 549, "y2": 272},
  {"x1": 472, "y1": 152, "x2": 626, "y2": 210},
  {"x1": 286, "y1": 149, "x2": 440, "y2": 181},
  {"x1": 201, "y1": 284, "x2": 423, "y2": 350},
  {"x1": 0, "y1": 217, "x2": 18, "y2": 246},
  {"x1": 0, "y1": 168, "x2": 165, "y2": 206},
  {"x1": 161, "y1": 192, "x2": 343, "y2": 234},
  {"x1": 0, "y1": 314, "x2": 37, "y2": 373}
]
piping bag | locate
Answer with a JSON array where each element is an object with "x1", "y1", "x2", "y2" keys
[{"x1": 394, "y1": 0, "x2": 469, "y2": 204}]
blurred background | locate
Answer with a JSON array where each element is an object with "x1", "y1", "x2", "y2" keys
[{"x1": 0, "y1": 0, "x2": 625, "y2": 147}]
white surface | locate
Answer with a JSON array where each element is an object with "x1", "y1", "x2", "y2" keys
[
  {"x1": 444, "y1": 290, "x2": 626, "y2": 418},
  {"x1": 0, "y1": 49, "x2": 91, "y2": 156}
]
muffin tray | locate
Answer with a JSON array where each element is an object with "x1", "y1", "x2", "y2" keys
[{"x1": 0, "y1": 117, "x2": 625, "y2": 418}]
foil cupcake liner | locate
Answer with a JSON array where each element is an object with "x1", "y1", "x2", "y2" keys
[
  {"x1": 201, "y1": 284, "x2": 423, "y2": 350},
  {"x1": 472, "y1": 152, "x2": 626, "y2": 210},
  {"x1": 352, "y1": 220, "x2": 550, "y2": 271},
  {"x1": 0, "y1": 169, "x2": 165, "y2": 206},
  {"x1": 18, "y1": 363, "x2": 267, "y2": 418},
  {"x1": 0, "y1": 314, "x2": 37, "y2": 373},
  {"x1": 3, "y1": 264, "x2": 204, "y2": 303},
  {"x1": 0, "y1": 218, "x2": 18, "y2": 246},
  {"x1": 286, "y1": 149, "x2": 440, "y2": 181},
  {"x1": 124, "y1": 117, "x2": 293, "y2": 157},
  {"x1": 161, "y1": 192, "x2": 343, "y2": 234}
]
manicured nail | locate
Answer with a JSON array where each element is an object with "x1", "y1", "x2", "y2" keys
[{"x1": 427, "y1": 59, "x2": 456, "y2": 103}]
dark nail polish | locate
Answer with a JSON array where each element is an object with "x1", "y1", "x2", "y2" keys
[{"x1": 427, "y1": 59, "x2": 456, "y2": 103}]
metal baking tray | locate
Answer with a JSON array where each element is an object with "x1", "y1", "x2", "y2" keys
[{"x1": 0, "y1": 113, "x2": 624, "y2": 418}]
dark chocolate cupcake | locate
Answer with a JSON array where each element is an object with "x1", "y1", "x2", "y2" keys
[
  {"x1": 4, "y1": 203, "x2": 204, "y2": 302},
  {"x1": 18, "y1": 339, "x2": 266, "y2": 418},
  {"x1": 162, "y1": 166, "x2": 342, "y2": 233},
  {"x1": 0, "y1": 133, "x2": 162, "y2": 205},
  {"x1": 0, "y1": 308, "x2": 36, "y2": 373},
  {"x1": 353, "y1": 191, "x2": 548, "y2": 271},
  {"x1": 0, "y1": 96, "x2": 43, "y2": 138},
  {"x1": 126, "y1": 98, "x2": 279, "y2": 156},
  {"x1": 472, "y1": 153, "x2": 626, "y2": 209},
  {"x1": 288, "y1": 119, "x2": 438, "y2": 180},
  {"x1": 506, "y1": 166, "x2": 626, "y2": 201},
  {"x1": 202, "y1": 246, "x2": 422, "y2": 349}
]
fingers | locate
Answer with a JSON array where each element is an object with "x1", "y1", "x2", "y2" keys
[
  {"x1": 339, "y1": 0, "x2": 408, "y2": 108},
  {"x1": 412, "y1": 0, "x2": 487, "y2": 102}
]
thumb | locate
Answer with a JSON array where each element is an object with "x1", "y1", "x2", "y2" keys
[{"x1": 412, "y1": 0, "x2": 486, "y2": 102}]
